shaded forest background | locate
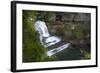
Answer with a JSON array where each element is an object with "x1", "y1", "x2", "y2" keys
[{"x1": 23, "y1": 10, "x2": 91, "y2": 62}]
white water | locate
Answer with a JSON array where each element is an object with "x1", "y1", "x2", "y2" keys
[
  {"x1": 34, "y1": 20, "x2": 61, "y2": 47},
  {"x1": 34, "y1": 20, "x2": 70, "y2": 56},
  {"x1": 47, "y1": 43, "x2": 70, "y2": 56}
]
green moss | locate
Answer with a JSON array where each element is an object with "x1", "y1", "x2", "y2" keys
[{"x1": 22, "y1": 10, "x2": 55, "y2": 62}]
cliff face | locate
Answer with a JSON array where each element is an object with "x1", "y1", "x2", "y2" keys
[
  {"x1": 48, "y1": 12, "x2": 91, "y2": 22},
  {"x1": 62, "y1": 13, "x2": 90, "y2": 22}
]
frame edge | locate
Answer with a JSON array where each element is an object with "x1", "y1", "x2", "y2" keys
[
  {"x1": 10, "y1": 1, "x2": 98, "y2": 72},
  {"x1": 11, "y1": 1, "x2": 17, "y2": 72}
]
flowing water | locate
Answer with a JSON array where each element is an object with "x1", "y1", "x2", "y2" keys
[{"x1": 35, "y1": 20, "x2": 71, "y2": 56}]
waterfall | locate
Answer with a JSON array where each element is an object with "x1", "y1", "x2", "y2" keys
[{"x1": 34, "y1": 20, "x2": 70, "y2": 56}]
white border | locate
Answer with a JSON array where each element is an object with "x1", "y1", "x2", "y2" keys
[{"x1": 16, "y1": 3, "x2": 96, "y2": 70}]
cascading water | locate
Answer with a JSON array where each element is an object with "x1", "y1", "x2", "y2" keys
[
  {"x1": 34, "y1": 20, "x2": 61, "y2": 47},
  {"x1": 34, "y1": 20, "x2": 70, "y2": 56}
]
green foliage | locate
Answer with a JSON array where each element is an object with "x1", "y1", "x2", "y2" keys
[{"x1": 23, "y1": 10, "x2": 55, "y2": 62}]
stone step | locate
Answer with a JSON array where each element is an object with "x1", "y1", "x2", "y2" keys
[{"x1": 47, "y1": 41, "x2": 69, "y2": 50}]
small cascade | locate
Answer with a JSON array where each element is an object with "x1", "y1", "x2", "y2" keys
[{"x1": 34, "y1": 20, "x2": 70, "y2": 56}]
